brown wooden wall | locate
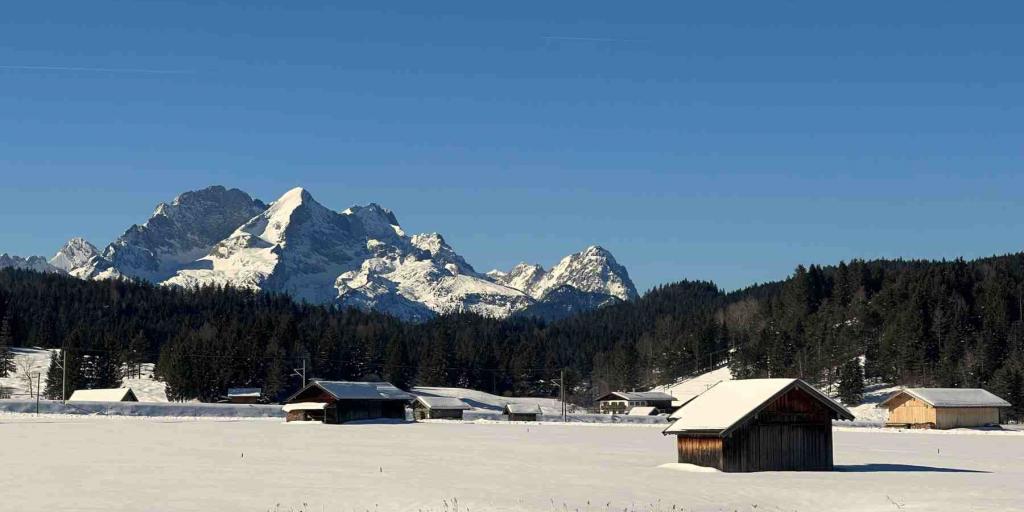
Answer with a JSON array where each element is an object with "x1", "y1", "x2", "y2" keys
[
  {"x1": 334, "y1": 400, "x2": 406, "y2": 423},
  {"x1": 934, "y1": 407, "x2": 1000, "y2": 429},
  {"x1": 886, "y1": 395, "x2": 937, "y2": 425},
  {"x1": 677, "y1": 436, "x2": 724, "y2": 470}
]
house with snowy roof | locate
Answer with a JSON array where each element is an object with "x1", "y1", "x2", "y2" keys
[
  {"x1": 67, "y1": 388, "x2": 139, "y2": 403},
  {"x1": 596, "y1": 391, "x2": 675, "y2": 414},
  {"x1": 225, "y1": 387, "x2": 263, "y2": 404},
  {"x1": 283, "y1": 380, "x2": 414, "y2": 424},
  {"x1": 879, "y1": 388, "x2": 1010, "y2": 429},
  {"x1": 412, "y1": 395, "x2": 471, "y2": 420},
  {"x1": 663, "y1": 378, "x2": 853, "y2": 472},
  {"x1": 503, "y1": 403, "x2": 541, "y2": 422}
]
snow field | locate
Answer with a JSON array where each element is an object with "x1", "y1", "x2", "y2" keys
[{"x1": 2, "y1": 417, "x2": 1022, "y2": 512}]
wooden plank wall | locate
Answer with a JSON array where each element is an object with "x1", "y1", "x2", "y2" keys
[
  {"x1": 935, "y1": 407, "x2": 999, "y2": 429},
  {"x1": 886, "y1": 395, "x2": 937, "y2": 425},
  {"x1": 677, "y1": 436, "x2": 723, "y2": 470}
]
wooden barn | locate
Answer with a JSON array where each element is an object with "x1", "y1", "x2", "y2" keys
[
  {"x1": 596, "y1": 391, "x2": 676, "y2": 414},
  {"x1": 67, "y1": 388, "x2": 139, "y2": 402},
  {"x1": 225, "y1": 387, "x2": 262, "y2": 404},
  {"x1": 412, "y1": 396, "x2": 471, "y2": 420},
  {"x1": 503, "y1": 403, "x2": 541, "y2": 422},
  {"x1": 282, "y1": 380, "x2": 413, "y2": 424},
  {"x1": 879, "y1": 388, "x2": 1010, "y2": 429},
  {"x1": 663, "y1": 379, "x2": 854, "y2": 472}
]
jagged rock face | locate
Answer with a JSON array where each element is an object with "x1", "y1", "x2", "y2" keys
[
  {"x1": 490, "y1": 246, "x2": 638, "y2": 302},
  {"x1": 0, "y1": 254, "x2": 62, "y2": 274},
  {"x1": 515, "y1": 285, "x2": 623, "y2": 321},
  {"x1": 18, "y1": 185, "x2": 638, "y2": 321},
  {"x1": 102, "y1": 186, "x2": 267, "y2": 282}
]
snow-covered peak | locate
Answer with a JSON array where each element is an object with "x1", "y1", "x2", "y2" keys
[
  {"x1": 0, "y1": 254, "x2": 63, "y2": 274},
  {"x1": 490, "y1": 246, "x2": 637, "y2": 301},
  {"x1": 49, "y1": 237, "x2": 100, "y2": 272},
  {"x1": 344, "y1": 203, "x2": 404, "y2": 240}
]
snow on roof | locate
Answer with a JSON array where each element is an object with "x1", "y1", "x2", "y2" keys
[
  {"x1": 67, "y1": 388, "x2": 137, "y2": 402},
  {"x1": 292, "y1": 380, "x2": 414, "y2": 402},
  {"x1": 628, "y1": 406, "x2": 659, "y2": 416},
  {"x1": 880, "y1": 388, "x2": 1011, "y2": 409},
  {"x1": 663, "y1": 379, "x2": 853, "y2": 436},
  {"x1": 282, "y1": 402, "x2": 329, "y2": 412},
  {"x1": 601, "y1": 391, "x2": 675, "y2": 402},
  {"x1": 504, "y1": 403, "x2": 542, "y2": 415},
  {"x1": 227, "y1": 387, "x2": 261, "y2": 398},
  {"x1": 414, "y1": 396, "x2": 471, "y2": 410}
]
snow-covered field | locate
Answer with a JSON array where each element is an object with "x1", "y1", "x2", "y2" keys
[{"x1": 2, "y1": 416, "x2": 1022, "y2": 512}]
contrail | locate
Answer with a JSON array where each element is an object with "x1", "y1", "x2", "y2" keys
[{"x1": 0, "y1": 65, "x2": 192, "y2": 75}]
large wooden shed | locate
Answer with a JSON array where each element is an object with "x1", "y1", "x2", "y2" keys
[
  {"x1": 596, "y1": 391, "x2": 676, "y2": 415},
  {"x1": 663, "y1": 379, "x2": 853, "y2": 472},
  {"x1": 412, "y1": 396, "x2": 471, "y2": 420},
  {"x1": 283, "y1": 380, "x2": 413, "y2": 424},
  {"x1": 879, "y1": 388, "x2": 1010, "y2": 429}
]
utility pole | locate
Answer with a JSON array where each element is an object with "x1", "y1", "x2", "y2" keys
[
  {"x1": 292, "y1": 359, "x2": 306, "y2": 386},
  {"x1": 35, "y1": 373, "x2": 41, "y2": 415},
  {"x1": 560, "y1": 368, "x2": 567, "y2": 422}
]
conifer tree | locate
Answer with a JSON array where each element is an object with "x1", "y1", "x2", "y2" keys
[
  {"x1": 0, "y1": 310, "x2": 14, "y2": 377},
  {"x1": 837, "y1": 358, "x2": 865, "y2": 406}
]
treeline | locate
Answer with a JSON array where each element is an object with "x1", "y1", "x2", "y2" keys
[{"x1": 1, "y1": 252, "x2": 1023, "y2": 418}]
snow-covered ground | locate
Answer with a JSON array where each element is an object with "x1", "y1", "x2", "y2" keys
[
  {"x1": 653, "y1": 366, "x2": 733, "y2": 403},
  {"x1": 1, "y1": 416, "x2": 1022, "y2": 511},
  {"x1": 0, "y1": 347, "x2": 54, "y2": 398}
]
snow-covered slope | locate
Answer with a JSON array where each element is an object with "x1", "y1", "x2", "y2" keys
[{"x1": 7, "y1": 185, "x2": 636, "y2": 321}]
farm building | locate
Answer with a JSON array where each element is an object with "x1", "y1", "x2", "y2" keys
[
  {"x1": 412, "y1": 396, "x2": 471, "y2": 420},
  {"x1": 67, "y1": 388, "x2": 139, "y2": 402},
  {"x1": 879, "y1": 388, "x2": 1010, "y2": 429},
  {"x1": 503, "y1": 403, "x2": 541, "y2": 422},
  {"x1": 596, "y1": 391, "x2": 676, "y2": 414},
  {"x1": 283, "y1": 380, "x2": 413, "y2": 424},
  {"x1": 663, "y1": 378, "x2": 854, "y2": 472},
  {"x1": 225, "y1": 387, "x2": 262, "y2": 404}
]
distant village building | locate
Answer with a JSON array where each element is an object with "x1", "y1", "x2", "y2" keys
[
  {"x1": 627, "y1": 406, "x2": 659, "y2": 416},
  {"x1": 67, "y1": 388, "x2": 139, "y2": 402},
  {"x1": 225, "y1": 387, "x2": 262, "y2": 404},
  {"x1": 412, "y1": 396, "x2": 471, "y2": 420},
  {"x1": 596, "y1": 391, "x2": 675, "y2": 414},
  {"x1": 503, "y1": 403, "x2": 541, "y2": 422},
  {"x1": 879, "y1": 388, "x2": 1010, "y2": 429},
  {"x1": 283, "y1": 380, "x2": 413, "y2": 424},
  {"x1": 663, "y1": 379, "x2": 854, "y2": 472}
]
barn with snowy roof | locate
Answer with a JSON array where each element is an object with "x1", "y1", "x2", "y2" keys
[
  {"x1": 663, "y1": 378, "x2": 853, "y2": 472},
  {"x1": 596, "y1": 391, "x2": 675, "y2": 414},
  {"x1": 503, "y1": 403, "x2": 541, "y2": 422},
  {"x1": 283, "y1": 380, "x2": 413, "y2": 424},
  {"x1": 67, "y1": 388, "x2": 139, "y2": 403},
  {"x1": 879, "y1": 388, "x2": 1010, "y2": 429},
  {"x1": 412, "y1": 396, "x2": 471, "y2": 420}
]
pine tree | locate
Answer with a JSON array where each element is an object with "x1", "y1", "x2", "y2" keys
[
  {"x1": 837, "y1": 358, "x2": 865, "y2": 406},
  {"x1": 262, "y1": 336, "x2": 288, "y2": 401},
  {"x1": 0, "y1": 310, "x2": 14, "y2": 377}
]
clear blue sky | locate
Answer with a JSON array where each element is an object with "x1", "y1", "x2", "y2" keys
[{"x1": 1, "y1": 2, "x2": 1022, "y2": 292}]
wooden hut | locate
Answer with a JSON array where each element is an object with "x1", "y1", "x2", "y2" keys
[
  {"x1": 503, "y1": 403, "x2": 541, "y2": 422},
  {"x1": 663, "y1": 379, "x2": 854, "y2": 472},
  {"x1": 226, "y1": 387, "x2": 262, "y2": 404},
  {"x1": 627, "y1": 406, "x2": 660, "y2": 416},
  {"x1": 67, "y1": 388, "x2": 139, "y2": 402},
  {"x1": 283, "y1": 380, "x2": 413, "y2": 424},
  {"x1": 879, "y1": 388, "x2": 1010, "y2": 429},
  {"x1": 412, "y1": 396, "x2": 471, "y2": 420},
  {"x1": 597, "y1": 391, "x2": 675, "y2": 415}
]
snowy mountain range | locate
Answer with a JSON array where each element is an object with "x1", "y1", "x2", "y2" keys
[{"x1": 1, "y1": 186, "x2": 638, "y2": 321}]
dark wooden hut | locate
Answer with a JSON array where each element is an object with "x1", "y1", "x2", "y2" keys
[
  {"x1": 283, "y1": 380, "x2": 413, "y2": 424},
  {"x1": 503, "y1": 403, "x2": 541, "y2": 422},
  {"x1": 226, "y1": 387, "x2": 263, "y2": 404},
  {"x1": 412, "y1": 396, "x2": 471, "y2": 420},
  {"x1": 663, "y1": 379, "x2": 853, "y2": 472},
  {"x1": 596, "y1": 391, "x2": 675, "y2": 415}
]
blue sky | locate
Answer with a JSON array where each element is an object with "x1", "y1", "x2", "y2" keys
[{"x1": 1, "y1": 2, "x2": 1022, "y2": 292}]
